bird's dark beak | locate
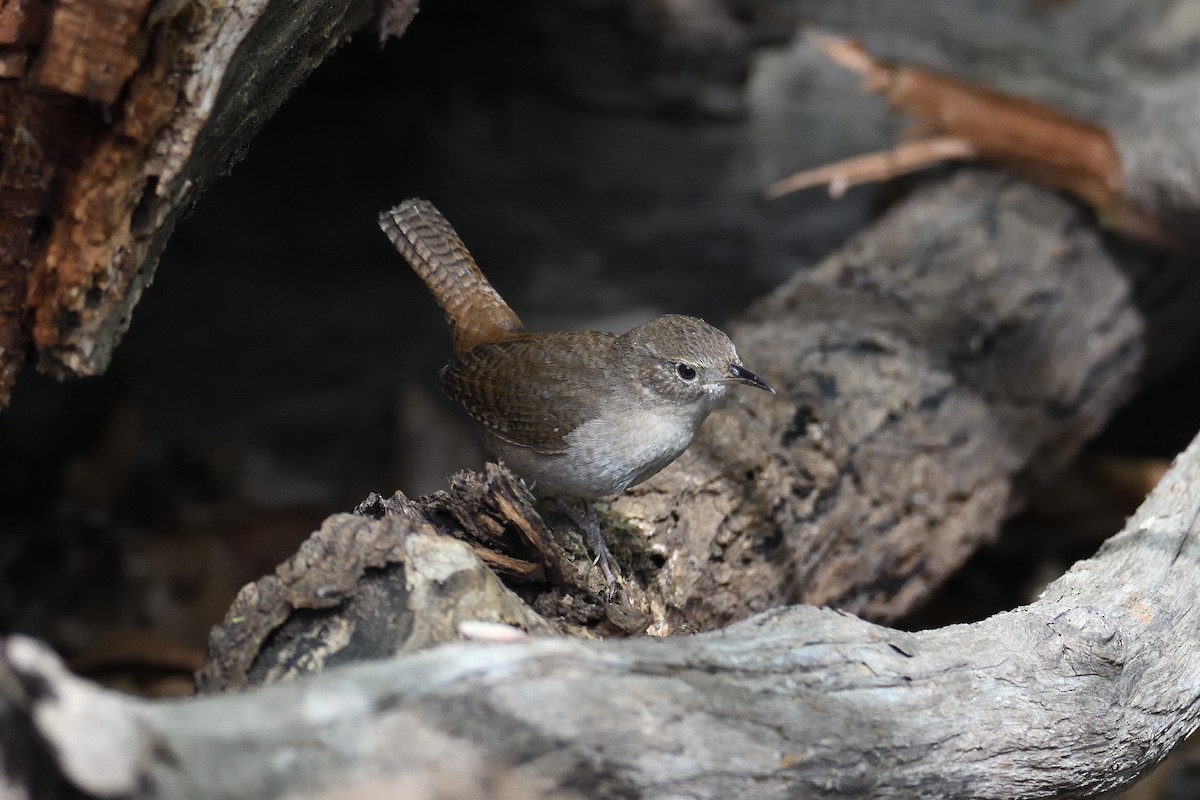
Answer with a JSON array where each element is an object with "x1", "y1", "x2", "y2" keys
[{"x1": 728, "y1": 363, "x2": 776, "y2": 394}]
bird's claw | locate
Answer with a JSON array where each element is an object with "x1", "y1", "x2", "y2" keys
[{"x1": 558, "y1": 499, "x2": 622, "y2": 600}]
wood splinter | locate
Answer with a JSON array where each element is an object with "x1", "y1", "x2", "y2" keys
[{"x1": 768, "y1": 33, "x2": 1171, "y2": 247}]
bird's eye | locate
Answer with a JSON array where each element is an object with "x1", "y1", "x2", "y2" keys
[{"x1": 675, "y1": 363, "x2": 697, "y2": 381}]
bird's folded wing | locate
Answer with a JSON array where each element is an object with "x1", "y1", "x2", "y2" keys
[{"x1": 439, "y1": 333, "x2": 617, "y2": 455}]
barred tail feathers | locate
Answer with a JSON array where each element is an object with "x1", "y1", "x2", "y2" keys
[{"x1": 379, "y1": 199, "x2": 523, "y2": 354}]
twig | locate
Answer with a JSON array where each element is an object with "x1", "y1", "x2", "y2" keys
[{"x1": 764, "y1": 136, "x2": 977, "y2": 199}]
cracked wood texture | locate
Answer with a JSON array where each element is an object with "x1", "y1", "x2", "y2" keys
[
  {"x1": 7, "y1": 410, "x2": 1200, "y2": 798},
  {"x1": 195, "y1": 171, "x2": 1145, "y2": 692},
  {"x1": 0, "y1": 0, "x2": 398, "y2": 405},
  {"x1": 617, "y1": 171, "x2": 1142, "y2": 626}
]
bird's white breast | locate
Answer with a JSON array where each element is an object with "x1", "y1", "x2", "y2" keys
[{"x1": 557, "y1": 408, "x2": 696, "y2": 497}]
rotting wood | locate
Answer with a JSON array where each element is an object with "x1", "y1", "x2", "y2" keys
[
  {"x1": 195, "y1": 465, "x2": 602, "y2": 693},
  {"x1": 0, "y1": 0, "x2": 419, "y2": 406},
  {"x1": 35, "y1": 0, "x2": 151, "y2": 104}
]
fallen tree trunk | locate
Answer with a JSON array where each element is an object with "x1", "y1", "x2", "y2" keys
[
  {"x1": 195, "y1": 170, "x2": 1146, "y2": 691},
  {"x1": 9, "y1": 392, "x2": 1200, "y2": 799},
  {"x1": 616, "y1": 170, "x2": 1144, "y2": 626}
]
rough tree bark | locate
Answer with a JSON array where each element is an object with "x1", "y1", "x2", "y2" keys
[
  {"x1": 8, "y1": 376, "x2": 1200, "y2": 799},
  {"x1": 0, "y1": 0, "x2": 402, "y2": 406}
]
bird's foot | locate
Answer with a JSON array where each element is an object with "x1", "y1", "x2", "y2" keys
[{"x1": 557, "y1": 499, "x2": 621, "y2": 599}]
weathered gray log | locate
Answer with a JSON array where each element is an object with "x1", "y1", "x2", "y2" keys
[
  {"x1": 9, "y1": 417, "x2": 1200, "y2": 798},
  {"x1": 195, "y1": 171, "x2": 1146, "y2": 692},
  {"x1": 615, "y1": 170, "x2": 1143, "y2": 627}
]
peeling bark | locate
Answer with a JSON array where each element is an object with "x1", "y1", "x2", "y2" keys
[{"x1": 0, "y1": 0, "x2": 391, "y2": 404}]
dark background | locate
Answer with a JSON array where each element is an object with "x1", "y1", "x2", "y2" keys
[{"x1": 1, "y1": 3, "x2": 1198, "y2": 714}]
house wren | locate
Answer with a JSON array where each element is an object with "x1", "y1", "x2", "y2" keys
[{"x1": 379, "y1": 199, "x2": 774, "y2": 587}]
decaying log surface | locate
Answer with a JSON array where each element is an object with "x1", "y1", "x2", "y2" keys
[
  {"x1": 196, "y1": 171, "x2": 1144, "y2": 691},
  {"x1": 195, "y1": 468, "x2": 607, "y2": 693},
  {"x1": 0, "y1": 0, "x2": 402, "y2": 406},
  {"x1": 10, "y1": 415, "x2": 1200, "y2": 799}
]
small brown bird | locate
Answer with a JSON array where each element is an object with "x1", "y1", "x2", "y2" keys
[{"x1": 379, "y1": 199, "x2": 774, "y2": 588}]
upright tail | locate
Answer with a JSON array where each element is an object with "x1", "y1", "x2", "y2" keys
[{"x1": 379, "y1": 199, "x2": 523, "y2": 355}]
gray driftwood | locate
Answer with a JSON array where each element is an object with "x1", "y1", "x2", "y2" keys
[{"x1": 7, "y1": 410, "x2": 1200, "y2": 799}]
